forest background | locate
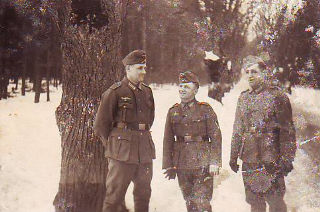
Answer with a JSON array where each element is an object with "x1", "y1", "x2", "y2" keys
[{"x1": 0, "y1": 1, "x2": 320, "y2": 212}]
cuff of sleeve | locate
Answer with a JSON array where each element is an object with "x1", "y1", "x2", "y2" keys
[{"x1": 210, "y1": 160, "x2": 222, "y2": 167}]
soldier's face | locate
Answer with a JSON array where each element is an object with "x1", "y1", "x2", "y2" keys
[
  {"x1": 179, "y1": 82, "x2": 198, "y2": 102},
  {"x1": 246, "y1": 64, "x2": 264, "y2": 89},
  {"x1": 126, "y1": 64, "x2": 147, "y2": 83}
]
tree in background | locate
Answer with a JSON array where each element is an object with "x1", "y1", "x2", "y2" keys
[
  {"x1": 0, "y1": 0, "x2": 62, "y2": 101},
  {"x1": 253, "y1": 0, "x2": 320, "y2": 88},
  {"x1": 1, "y1": 0, "x2": 255, "y2": 102},
  {"x1": 52, "y1": 0, "x2": 127, "y2": 212},
  {"x1": 201, "y1": 0, "x2": 255, "y2": 102},
  {"x1": 0, "y1": 1, "x2": 23, "y2": 99},
  {"x1": 120, "y1": 0, "x2": 253, "y2": 86}
]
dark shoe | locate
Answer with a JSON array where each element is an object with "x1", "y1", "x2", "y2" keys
[
  {"x1": 229, "y1": 160, "x2": 239, "y2": 173},
  {"x1": 164, "y1": 167, "x2": 177, "y2": 180}
]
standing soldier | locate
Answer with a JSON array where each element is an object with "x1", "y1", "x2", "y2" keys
[
  {"x1": 162, "y1": 71, "x2": 222, "y2": 212},
  {"x1": 94, "y1": 50, "x2": 155, "y2": 212},
  {"x1": 229, "y1": 56, "x2": 296, "y2": 212}
]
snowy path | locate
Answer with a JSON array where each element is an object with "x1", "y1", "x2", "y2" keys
[{"x1": 0, "y1": 81, "x2": 320, "y2": 212}]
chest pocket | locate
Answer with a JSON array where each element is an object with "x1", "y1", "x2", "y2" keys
[
  {"x1": 191, "y1": 115, "x2": 207, "y2": 136},
  {"x1": 118, "y1": 96, "x2": 134, "y2": 109},
  {"x1": 118, "y1": 96, "x2": 134, "y2": 122},
  {"x1": 171, "y1": 112, "x2": 184, "y2": 136}
]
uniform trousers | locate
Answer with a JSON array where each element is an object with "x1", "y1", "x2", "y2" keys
[
  {"x1": 177, "y1": 168, "x2": 213, "y2": 212},
  {"x1": 103, "y1": 158, "x2": 153, "y2": 212},
  {"x1": 242, "y1": 163, "x2": 287, "y2": 212}
]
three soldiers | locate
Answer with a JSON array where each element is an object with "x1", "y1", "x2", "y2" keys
[
  {"x1": 94, "y1": 50, "x2": 296, "y2": 212},
  {"x1": 94, "y1": 50, "x2": 155, "y2": 212},
  {"x1": 162, "y1": 71, "x2": 222, "y2": 212},
  {"x1": 229, "y1": 56, "x2": 296, "y2": 212}
]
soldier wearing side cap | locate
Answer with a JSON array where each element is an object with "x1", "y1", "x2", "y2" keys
[
  {"x1": 162, "y1": 71, "x2": 222, "y2": 212},
  {"x1": 94, "y1": 50, "x2": 155, "y2": 212},
  {"x1": 229, "y1": 56, "x2": 296, "y2": 212}
]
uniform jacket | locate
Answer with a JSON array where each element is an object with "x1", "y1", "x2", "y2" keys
[
  {"x1": 162, "y1": 100, "x2": 222, "y2": 170},
  {"x1": 94, "y1": 77, "x2": 155, "y2": 164},
  {"x1": 230, "y1": 86, "x2": 296, "y2": 164}
]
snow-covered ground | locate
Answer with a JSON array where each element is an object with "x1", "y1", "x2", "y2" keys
[{"x1": 0, "y1": 79, "x2": 320, "y2": 212}]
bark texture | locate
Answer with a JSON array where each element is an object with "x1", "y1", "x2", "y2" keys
[{"x1": 53, "y1": 1, "x2": 127, "y2": 212}]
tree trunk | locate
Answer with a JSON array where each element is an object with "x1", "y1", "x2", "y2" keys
[
  {"x1": 21, "y1": 51, "x2": 26, "y2": 96},
  {"x1": 54, "y1": 78, "x2": 58, "y2": 88},
  {"x1": 46, "y1": 50, "x2": 50, "y2": 102},
  {"x1": 14, "y1": 76, "x2": 18, "y2": 90},
  {"x1": 0, "y1": 59, "x2": 5, "y2": 100},
  {"x1": 53, "y1": 1, "x2": 127, "y2": 212},
  {"x1": 34, "y1": 53, "x2": 41, "y2": 103},
  {"x1": 3, "y1": 71, "x2": 8, "y2": 99}
]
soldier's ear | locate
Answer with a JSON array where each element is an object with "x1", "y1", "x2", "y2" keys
[
  {"x1": 193, "y1": 87, "x2": 199, "y2": 95},
  {"x1": 125, "y1": 65, "x2": 131, "y2": 72}
]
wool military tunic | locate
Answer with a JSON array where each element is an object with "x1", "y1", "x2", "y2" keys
[
  {"x1": 94, "y1": 77, "x2": 155, "y2": 164},
  {"x1": 162, "y1": 100, "x2": 222, "y2": 170},
  {"x1": 230, "y1": 86, "x2": 296, "y2": 164}
]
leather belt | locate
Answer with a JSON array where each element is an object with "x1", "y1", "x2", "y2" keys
[
  {"x1": 246, "y1": 126, "x2": 277, "y2": 134},
  {"x1": 176, "y1": 135, "x2": 210, "y2": 143},
  {"x1": 116, "y1": 122, "x2": 150, "y2": 131}
]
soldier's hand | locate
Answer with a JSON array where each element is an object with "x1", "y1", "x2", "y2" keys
[
  {"x1": 229, "y1": 160, "x2": 239, "y2": 173},
  {"x1": 164, "y1": 167, "x2": 177, "y2": 180},
  {"x1": 209, "y1": 165, "x2": 220, "y2": 176}
]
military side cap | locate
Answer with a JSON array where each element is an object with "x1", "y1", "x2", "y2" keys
[
  {"x1": 122, "y1": 50, "x2": 146, "y2": 66},
  {"x1": 179, "y1": 71, "x2": 200, "y2": 86}
]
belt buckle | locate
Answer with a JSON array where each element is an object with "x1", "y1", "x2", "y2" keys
[
  {"x1": 117, "y1": 122, "x2": 127, "y2": 129},
  {"x1": 138, "y1": 123, "x2": 146, "y2": 130},
  {"x1": 184, "y1": 135, "x2": 192, "y2": 142},
  {"x1": 249, "y1": 126, "x2": 256, "y2": 133}
]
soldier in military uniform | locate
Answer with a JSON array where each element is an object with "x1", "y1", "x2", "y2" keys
[
  {"x1": 94, "y1": 50, "x2": 155, "y2": 212},
  {"x1": 162, "y1": 71, "x2": 222, "y2": 212},
  {"x1": 229, "y1": 56, "x2": 296, "y2": 212}
]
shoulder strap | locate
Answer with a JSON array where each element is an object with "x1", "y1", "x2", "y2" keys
[
  {"x1": 197, "y1": 102, "x2": 210, "y2": 106},
  {"x1": 141, "y1": 82, "x2": 149, "y2": 87},
  {"x1": 110, "y1": 82, "x2": 121, "y2": 90},
  {"x1": 171, "y1": 103, "x2": 180, "y2": 108},
  {"x1": 241, "y1": 89, "x2": 249, "y2": 94}
]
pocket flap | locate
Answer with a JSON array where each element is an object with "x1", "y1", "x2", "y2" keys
[
  {"x1": 108, "y1": 129, "x2": 131, "y2": 141},
  {"x1": 118, "y1": 102, "x2": 133, "y2": 109},
  {"x1": 192, "y1": 114, "x2": 207, "y2": 122}
]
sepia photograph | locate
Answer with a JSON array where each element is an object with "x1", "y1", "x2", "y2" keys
[{"x1": 0, "y1": 0, "x2": 320, "y2": 212}]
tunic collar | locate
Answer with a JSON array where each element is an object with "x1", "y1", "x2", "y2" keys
[
  {"x1": 123, "y1": 77, "x2": 143, "y2": 91},
  {"x1": 181, "y1": 99, "x2": 197, "y2": 109}
]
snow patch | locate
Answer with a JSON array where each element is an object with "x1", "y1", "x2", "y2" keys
[{"x1": 0, "y1": 81, "x2": 319, "y2": 211}]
